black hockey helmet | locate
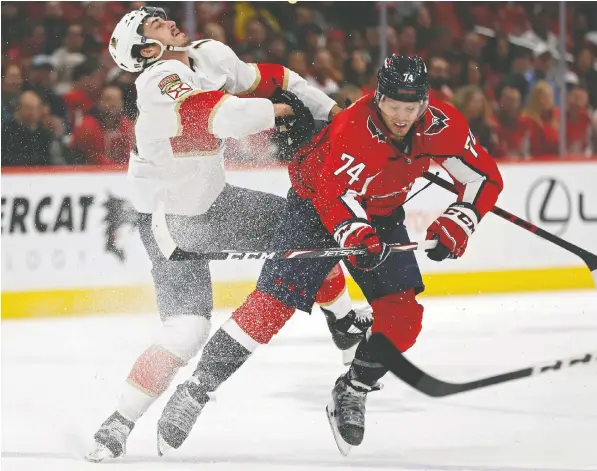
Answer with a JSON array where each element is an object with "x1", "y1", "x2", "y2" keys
[{"x1": 376, "y1": 55, "x2": 430, "y2": 103}]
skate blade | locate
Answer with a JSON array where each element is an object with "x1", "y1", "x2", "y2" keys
[
  {"x1": 85, "y1": 443, "x2": 116, "y2": 462},
  {"x1": 326, "y1": 402, "x2": 352, "y2": 456},
  {"x1": 157, "y1": 431, "x2": 174, "y2": 457}
]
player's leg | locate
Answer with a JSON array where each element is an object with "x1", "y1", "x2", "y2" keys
[
  {"x1": 207, "y1": 184, "x2": 366, "y2": 355},
  {"x1": 86, "y1": 214, "x2": 213, "y2": 462},
  {"x1": 327, "y1": 209, "x2": 425, "y2": 453},
  {"x1": 157, "y1": 190, "x2": 342, "y2": 453}
]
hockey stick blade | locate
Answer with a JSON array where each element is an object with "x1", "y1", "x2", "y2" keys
[
  {"x1": 423, "y1": 172, "x2": 597, "y2": 288},
  {"x1": 369, "y1": 333, "x2": 597, "y2": 397}
]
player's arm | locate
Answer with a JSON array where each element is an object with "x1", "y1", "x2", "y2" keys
[
  {"x1": 310, "y1": 128, "x2": 389, "y2": 270},
  {"x1": 139, "y1": 67, "x2": 277, "y2": 141},
  {"x1": 427, "y1": 122, "x2": 504, "y2": 261},
  {"x1": 205, "y1": 40, "x2": 339, "y2": 121}
]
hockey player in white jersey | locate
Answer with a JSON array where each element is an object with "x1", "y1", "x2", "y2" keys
[{"x1": 86, "y1": 6, "x2": 372, "y2": 462}]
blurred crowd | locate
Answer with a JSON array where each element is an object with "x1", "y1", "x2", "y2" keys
[{"x1": 2, "y1": 1, "x2": 597, "y2": 168}]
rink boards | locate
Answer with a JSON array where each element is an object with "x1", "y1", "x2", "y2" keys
[{"x1": 2, "y1": 160, "x2": 596, "y2": 319}]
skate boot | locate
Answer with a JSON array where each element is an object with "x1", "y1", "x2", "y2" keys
[
  {"x1": 157, "y1": 379, "x2": 210, "y2": 456},
  {"x1": 322, "y1": 305, "x2": 373, "y2": 365},
  {"x1": 322, "y1": 305, "x2": 373, "y2": 350},
  {"x1": 326, "y1": 373, "x2": 379, "y2": 456},
  {"x1": 85, "y1": 411, "x2": 135, "y2": 462}
]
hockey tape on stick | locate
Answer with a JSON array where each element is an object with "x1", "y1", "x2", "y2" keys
[
  {"x1": 423, "y1": 172, "x2": 597, "y2": 288},
  {"x1": 369, "y1": 333, "x2": 597, "y2": 397}
]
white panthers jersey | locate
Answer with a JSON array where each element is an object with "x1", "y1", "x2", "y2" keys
[{"x1": 128, "y1": 39, "x2": 336, "y2": 215}]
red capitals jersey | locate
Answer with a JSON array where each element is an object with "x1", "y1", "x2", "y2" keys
[{"x1": 289, "y1": 93, "x2": 504, "y2": 236}]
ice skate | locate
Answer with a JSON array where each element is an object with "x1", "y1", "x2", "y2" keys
[
  {"x1": 326, "y1": 373, "x2": 378, "y2": 456},
  {"x1": 85, "y1": 411, "x2": 135, "y2": 462},
  {"x1": 322, "y1": 305, "x2": 372, "y2": 351},
  {"x1": 157, "y1": 380, "x2": 209, "y2": 456}
]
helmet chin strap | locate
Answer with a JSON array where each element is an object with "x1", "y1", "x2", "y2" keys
[
  {"x1": 165, "y1": 45, "x2": 189, "y2": 52},
  {"x1": 151, "y1": 41, "x2": 189, "y2": 63}
]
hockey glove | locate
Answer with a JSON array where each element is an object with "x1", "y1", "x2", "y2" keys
[
  {"x1": 425, "y1": 202, "x2": 479, "y2": 261},
  {"x1": 336, "y1": 223, "x2": 391, "y2": 271},
  {"x1": 270, "y1": 88, "x2": 316, "y2": 160}
]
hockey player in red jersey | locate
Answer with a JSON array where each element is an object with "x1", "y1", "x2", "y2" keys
[{"x1": 157, "y1": 55, "x2": 503, "y2": 455}]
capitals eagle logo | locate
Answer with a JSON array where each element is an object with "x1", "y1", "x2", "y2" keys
[{"x1": 424, "y1": 105, "x2": 450, "y2": 136}]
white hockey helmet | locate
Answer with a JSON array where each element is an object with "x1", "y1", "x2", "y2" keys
[{"x1": 109, "y1": 6, "x2": 188, "y2": 73}]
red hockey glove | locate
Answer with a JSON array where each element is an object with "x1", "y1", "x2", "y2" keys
[
  {"x1": 425, "y1": 203, "x2": 479, "y2": 261},
  {"x1": 335, "y1": 222, "x2": 391, "y2": 271}
]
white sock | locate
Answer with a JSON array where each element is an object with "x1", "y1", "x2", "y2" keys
[
  {"x1": 320, "y1": 286, "x2": 352, "y2": 320},
  {"x1": 116, "y1": 381, "x2": 158, "y2": 423}
]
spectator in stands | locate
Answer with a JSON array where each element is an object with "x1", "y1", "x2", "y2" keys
[
  {"x1": 521, "y1": 80, "x2": 560, "y2": 157},
  {"x1": 427, "y1": 56, "x2": 453, "y2": 102},
  {"x1": 236, "y1": 18, "x2": 269, "y2": 62},
  {"x1": 526, "y1": 44, "x2": 559, "y2": 103},
  {"x1": 287, "y1": 51, "x2": 309, "y2": 79},
  {"x1": 574, "y1": 47, "x2": 597, "y2": 108},
  {"x1": 62, "y1": 59, "x2": 103, "y2": 130},
  {"x1": 501, "y1": 46, "x2": 533, "y2": 102},
  {"x1": 298, "y1": 23, "x2": 326, "y2": 61},
  {"x1": 1, "y1": 2, "x2": 27, "y2": 48},
  {"x1": 344, "y1": 49, "x2": 371, "y2": 89},
  {"x1": 566, "y1": 86, "x2": 593, "y2": 156},
  {"x1": 2, "y1": 90, "x2": 53, "y2": 166},
  {"x1": 202, "y1": 22, "x2": 227, "y2": 44},
  {"x1": 398, "y1": 25, "x2": 417, "y2": 57},
  {"x1": 70, "y1": 85, "x2": 133, "y2": 165},
  {"x1": 43, "y1": 2, "x2": 67, "y2": 54},
  {"x1": 453, "y1": 85, "x2": 497, "y2": 154},
  {"x1": 519, "y1": 6, "x2": 558, "y2": 54},
  {"x1": 268, "y1": 33, "x2": 288, "y2": 66},
  {"x1": 24, "y1": 55, "x2": 68, "y2": 128},
  {"x1": 306, "y1": 48, "x2": 340, "y2": 97},
  {"x1": 493, "y1": 85, "x2": 529, "y2": 159},
  {"x1": 51, "y1": 23, "x2": 86, "y2": 94},
  {"x1": 2, "y1": 64, "x2": 23, "y2": 123},
  {"x1": 20, "y1": 24, "x2": 47, "y2": 59},
  {"x1": 107, "y1": 68, "x2": 138, "y2": 121},
  {"x1": 326, "y1": 30, "x2": 347, "y2": 79}
]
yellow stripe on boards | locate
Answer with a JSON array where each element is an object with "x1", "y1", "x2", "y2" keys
[{"x1": 1, "y1": 267, "x2": 592, "y2": 320}]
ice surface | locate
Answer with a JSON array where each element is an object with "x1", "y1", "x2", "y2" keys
[{"x1": 2, "y1": 290, "x2": 597, "y2": 471}]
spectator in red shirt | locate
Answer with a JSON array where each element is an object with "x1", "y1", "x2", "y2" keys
[
  {"x1": 566, "y1": 86, "x2": 593, "y2": 156},
  {"x1": 493, "y1": 85, "x2": 529, "y2": 159},
  {"x1": 70, "y1": 85, "x2": 133, "y2": 165},
  {"x1": 453, "y1": 84, "x2": 497, "y2": 154},
  {"x1": 521, "y1": 80, "x2": 560, "y2": 157}
]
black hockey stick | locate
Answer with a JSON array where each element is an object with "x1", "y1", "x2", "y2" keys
[
  {"x1": 151, "y1": 201, "x2": 437, "y2": 261},
  {"x1": 423, "y1": 171, "x2": 597, "y2": 287},
  {"x1": 369, "y1": 333, "x2": 597, "y2": 397}
]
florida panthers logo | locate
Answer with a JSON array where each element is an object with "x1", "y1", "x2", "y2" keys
[
  {"x1": 103, "y1": 194, "x2": 139, "y2": 262},
  {"x1": 424, "y1": 106, "x2": 450, "y2": 136},
  {"x1": 367, "y1": 116, "x2": 386, "y2": 143}
]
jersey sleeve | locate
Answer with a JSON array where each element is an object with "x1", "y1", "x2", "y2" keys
[
  {"x1": 136, "y1": 63, "x2": 275, "y2": 142},
  {"x1": 310, "y1": 123, "x2": 384, "y2": 243},
  {"x1": 204, "y1": 40, "x2": 336, "y2": 121},
  {"x1": 432, "y1": 114, "x2": 504, "y2": 218}
]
